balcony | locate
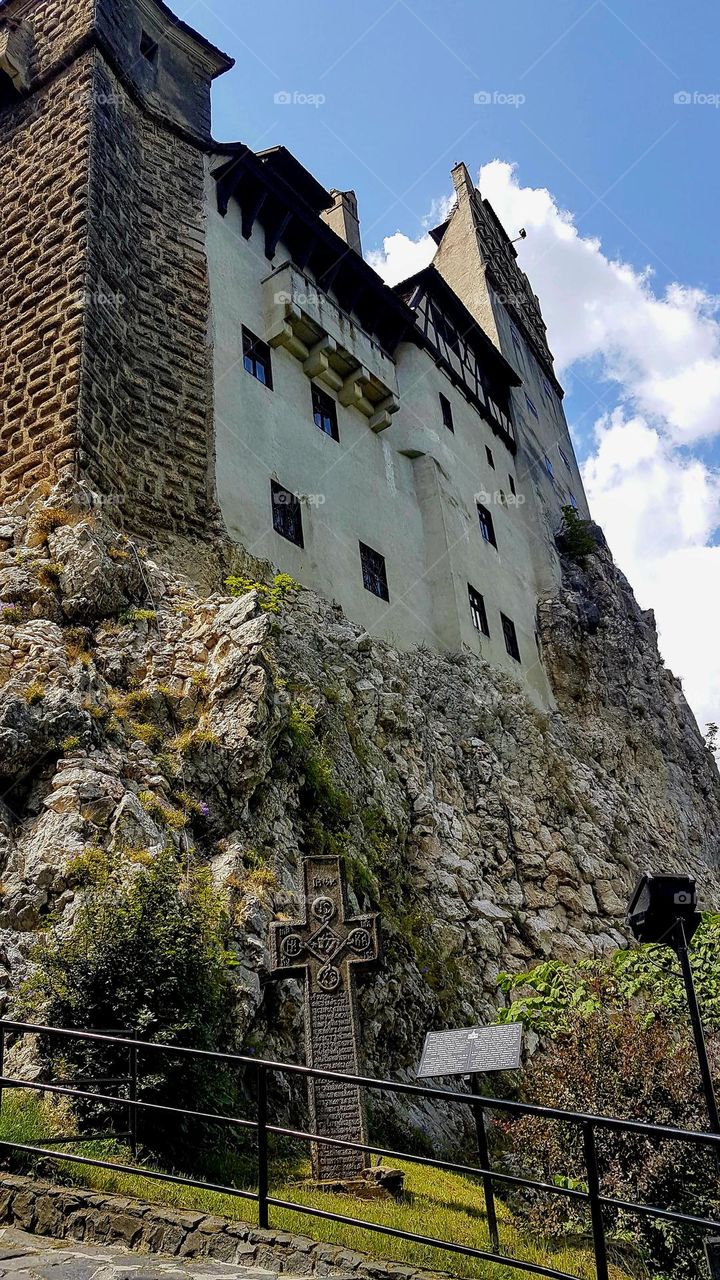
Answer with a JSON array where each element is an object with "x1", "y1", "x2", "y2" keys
[{"x1": 263, "y1": 263, "x2": 400, "y2": 433}]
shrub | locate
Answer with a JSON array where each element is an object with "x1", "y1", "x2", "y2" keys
[
  {"x1": 24, "y1": 682, "x2": 46, "y2": 705},
  {"x1": 1, "y1": 605, "x2": 23, "y2": 624},
  {"x1": 556, "y1": 505, "x2": 596, "y2": 565},
  {"x1": 24, "y1": 848, "x2": 239, "y2": 1171},
  {"x1": 496, "y1": 933, "x2": 720, "y2": 1277},
  {"x1": 224, "y1": 572, "x2": 297, "y2": 614}
]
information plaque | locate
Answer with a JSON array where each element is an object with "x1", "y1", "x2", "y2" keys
[{"x1": 417, "y1": 1022, "x2": 523, "y2": 1078}]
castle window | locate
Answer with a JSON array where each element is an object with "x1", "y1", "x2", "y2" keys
[
  {"x1": 510, "y1": 324, "x2": 523, "y2": 363},
  {"x1": 501, "y1": 613, "x2": 521, "y2": 662},
  {"x1": 312, "y1": 384, "x2": 339, "y2": 440},
  {"x1": 558, "y1": 444, "x2": 571, "y2": 469},
  {"x1": 140, "y1": 31, "x2": 159, "y2": 63},
  {"x1": 243, "y1": 327, "x2": 273, "y2": 389},
  {"x1": 509, "y1": 474, "x2": 516, "y2": 496},
  {"x1": 544, "y1": 454, "x2": 555, "y2": 478},
  {"x1": 359, "y1": 542, "x2": 389, "y2": 601},
  {"x1": 486, "y1": 445, "x2": 495, "y2": 469},
  {"x1": 270, "y1": 480, "x2": 303, "y2": 547},
  {"x1": 477, "y1": 503, "x2": 497, "y2": 548},
  {"x1": 525, "y1": 394, "x2": 539, "y2": 420},
  {"x1": 542, "y1": 375, "x2": 554, "y2": 400},
  {"x1": 440, "y1": 393, "x2": 454, "y2": 432},
  {"x1": 569, "y1": 493, "x2": 579, "y2": 510},
  {"x1": 468, "y1": 585, "x2": 490, "y2": 636}
]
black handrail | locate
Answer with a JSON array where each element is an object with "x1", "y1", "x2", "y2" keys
[{"x1": 0, "y1": 1018, "x2": 718, "y2": 1280}]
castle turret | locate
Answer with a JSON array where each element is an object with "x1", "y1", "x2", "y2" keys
[{"x1": 0, "y1": 0, "x2": 232, "y2": 535}]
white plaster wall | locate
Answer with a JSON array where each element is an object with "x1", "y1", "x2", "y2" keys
[
  {"x1": 206, "y1": 180, "x2": 438, "y2": 652},
  {"x1": 392, "y1": 342, "x2": 553, "y2": 702},
  {"x1": 206, "y1": 169, "x2": 557, "y2": 705}
]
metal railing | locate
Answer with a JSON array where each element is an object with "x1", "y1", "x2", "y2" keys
[{"x1": 0, "y1": 1018, "x2": 718, "y2": 1280}]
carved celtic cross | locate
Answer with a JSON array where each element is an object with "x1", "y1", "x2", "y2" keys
[{"x1": 269, "y1": 855, "x2": 380, "y2": 1183}]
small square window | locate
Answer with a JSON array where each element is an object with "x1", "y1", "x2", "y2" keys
[
  {"x1": 509, "y1": 474, "x2": 516, "y2": 496},
  {"x1": 510, "y1": 324, "x2": 523, "y2": 361},
  {"x1": 140, "y1": 30, "x2": 159, "y2": 62},
  {"x1": 359, "y1": 542, "x2": 389, "y2": 601},
  {"x1": 468, "y1": 585, "x2": 490, "y2": 636},
  {"x1": 542, "y1": 375, "x2": 554, "y2": 400},
  {"x1": 501, "y1": 613, "x2": 521, "y2": 662},
  {"x1": 569, "y1": 493, "x2": 579, "y2": 510},
  {"x1": 558, "y1": 444, "x2": 571, "y2": 469},
  {"x1": 440, "y1": 392, "x2": 454, "y2": 432},
  {"x1": 477, "y1": 503, "x2": 497, "y2": 548},
  {"x1": 485, "y1": 445, "x2": 495, "y2": 469},
  {"x1": 312, "y1": 384, "x2": 339, "y2": 440},
  {"x1": 544, "y1": 454, "x2": 554, "y2": 478},
  {"x1": 270, "y1": 480, "x2": 303, "y2": 547},
  {"x1": 242, "y1": 326, "x2": 273, "y2": 389},
  {"x1": 525, "y1": 394, "x2": 539, "y2": 420}
]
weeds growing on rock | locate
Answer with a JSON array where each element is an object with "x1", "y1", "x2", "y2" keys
[
  {"x1": 225, "y1": 572, "x2": 298, "y2": 614},
  {"x1": 0, "y1": 604, "x2": 23, "y2": 624},
  {"x1": 24, "y1": 682, "x2": 46, "y2": 705}
]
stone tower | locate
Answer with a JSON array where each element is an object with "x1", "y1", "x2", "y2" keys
[{"x1": 0, "y1": 0, "x2": 232, "y2": 535}]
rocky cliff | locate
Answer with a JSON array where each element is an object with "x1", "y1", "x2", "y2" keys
[{"x1": 1, "y1": 480, "x2": 719, "y2": 1089}]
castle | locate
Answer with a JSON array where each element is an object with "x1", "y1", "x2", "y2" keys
[{"x1": 0, "y1": 0, "x2": 589, "y2": 706}]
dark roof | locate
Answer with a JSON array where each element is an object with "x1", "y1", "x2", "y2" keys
[
  {"x1": 139, "y1": 0, "x2": 234, "y2": 75},
  {"x1": 429, "y1": 218, "x2": 451, "y2": 246},
  {"x1": 255, "y1": 146, "x2": 334, "y2": 215},
  {"x1": 394, "y1": 265, "x2": 521, "y2": 388},
  {"x1": 213, "y1": 145, "x2": 415, "y2": 356}
]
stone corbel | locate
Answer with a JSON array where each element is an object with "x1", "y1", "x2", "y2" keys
[
  {"x1": 303, "y1": 336, "x2": 335, "y2": 379},
  {"x1": 369, "y1": 394, "x2": 399, "y2": 434},
  {"x1": 0, "y1": 22, "x2": 32, "y2": 92},
  {"x1": 339, "y1": 367, "x2": 373, "y2": 416}
]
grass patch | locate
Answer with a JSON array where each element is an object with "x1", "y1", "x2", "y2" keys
[{"x1": 0, "y1": 1092, "x2": 632, "y2": 1280}]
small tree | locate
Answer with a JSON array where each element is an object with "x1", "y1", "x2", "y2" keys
[
  {"x1": 556, "y1": 505, "x2": 596, "y2": 566},
  {"x1": 25, "y1": 848, "x2": 241, "y2": 1173}
]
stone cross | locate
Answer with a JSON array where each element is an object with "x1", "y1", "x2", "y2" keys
[{"x1": 269, "y1": 855, "x2": 380, "y2": 1184}]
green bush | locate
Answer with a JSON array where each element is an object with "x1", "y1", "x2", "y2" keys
[
  {"x1": 24, "y1": 849, "x2": 241, "y2": 1173},
  {"x1": 496, "y1": 931, "x2": 720, "y2": 1277},
  {"x1": 557, "y1": 505, "x2": 596, "y2": 565}
]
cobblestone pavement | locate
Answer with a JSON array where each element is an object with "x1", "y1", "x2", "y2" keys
[{"x1": 0, "y1": 1229, "x2": 327, "y2": 1280}]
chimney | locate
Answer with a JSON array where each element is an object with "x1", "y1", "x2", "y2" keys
[
  {"x1": 322, "y1": 189, "x2": 362, "y2": 256},
  {"x1": 451, "y1": 162, "x2": 475, "y2": 204}
]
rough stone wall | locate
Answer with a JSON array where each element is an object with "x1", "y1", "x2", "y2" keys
[
  {"x1": 0, "y1": 53, "x2": 93, "y2": 501},
  {"x1": 0, "y1": 1173, "x2": 443, "y2": 1279},
  {"x1": 79, "y1": 55, "x2": 215, "y2": 536},
  {"x1": 0, "y1": 0, "x2": 217, "y2": 536}
]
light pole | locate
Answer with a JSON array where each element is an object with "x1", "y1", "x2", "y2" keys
[{"x1": 627, "y1": 872, "x2": 719, "y2": 1136}]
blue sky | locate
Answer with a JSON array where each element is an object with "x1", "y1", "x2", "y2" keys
[{"x1": 186, "y1": 0, "x2": 720, "y2": 729}]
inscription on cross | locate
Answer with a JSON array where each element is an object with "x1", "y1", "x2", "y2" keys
[{"x1": 270, "y1": 855, "x2": 380, "y2": 1183}]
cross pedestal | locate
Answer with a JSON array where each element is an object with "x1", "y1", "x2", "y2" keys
[{"x1": 270, "y1": 856, "x2": 380, "y2": 1185}]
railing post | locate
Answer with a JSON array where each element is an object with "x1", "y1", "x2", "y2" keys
[
  {"x1": 257, "y1": 1063, "x2": 269, "y2": 1230},
  {"x1": 128, "y1": 1043, "x2": 138, "y2": 1158},
  {"x1": 471, "y1": 1076, "x2": 500, "y2": 1255},
  {"x1": 583, "y1": 1121, "x2": 609, "y2": 1280}
]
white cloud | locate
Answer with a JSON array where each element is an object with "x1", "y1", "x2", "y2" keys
[
  {"x1": 369, "y1": 163, "x2": 720, "y2": 730},
  {"x1": 475, "y1": 161, "x2": 720, "y2": 445}
]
